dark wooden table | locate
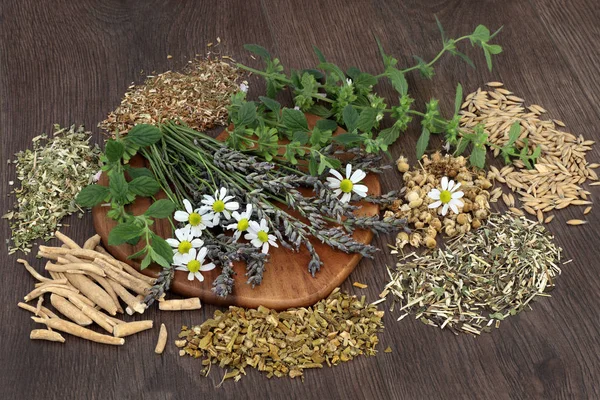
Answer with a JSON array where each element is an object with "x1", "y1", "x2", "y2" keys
[{"x1": 2, "y1": 1, "x2": 600, "y2": 399}]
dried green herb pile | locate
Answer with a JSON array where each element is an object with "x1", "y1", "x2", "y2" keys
[
  {"x1": 381, "y1": 213, "x2": 564, "y2": 335},
  {"x1": 176, "y1": 288, "x2": 384, "y2": 381},
  {"x1": 4, "y1": 125, "x2": 101, "y2": 254},
  {"x1": 99, "y1": 57, "x2": 242, "y2": 134}
]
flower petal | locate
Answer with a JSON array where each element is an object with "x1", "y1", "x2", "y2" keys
[
  {"x1": 191, "y1": 238, "x2": 204, "y2": 248},
  {"x1": 166, "y1": 238, "x2": 179, "y2": 248},
  {"x1": 244, "y1": 232, "x2": 256, "y2": 241},
  {"x1": 251, "y1": 238, "x2": 263, "y2": 248},
  {"x1": 195, "y1": 272, "x2": 205, "y2": 282},
  {"x1": 333, "y1": 189, "x2": 342, "y2": 196},
  {"x1": 201, "y1": 195, "x2": 215, "y2": 205},
  {"x1": 441, "y1": 203, "x2": 449, "y2": 216},
  {"x1": 345, "y1": 164, "x2": 352, "y2": 179},
  {"x1": 452, "y1": 182, "x2": 461, "y2": 191},
  {"x1": 183, "y1": 199, "x2": 193, "y2": 214},
  {"x1": 219, "y1": 187, "x2": 227, "y2": 199},
  {"x1": 341, "y1": 192, "x2": 352, "y2": 203},
  {"x1": 428, "y1": 189, "x2": 441, "y2": 200},
  {"x1": 201, "y1": 262, "x2": 216, "y2": 272},
  {"x1": 225, "y1": 201, "x2": 239, "y2": 211},
  {"x1": 175, "y1": 228, "x2": 186, "y2": 242},
  {"x1": 190, "y1": 225, "x2": 203, "y2": 237},
  {"x1": 174, "y1": 211, "x2": 189, "y2": 222},
  {"x1": 451, "y1": 191, "x2": 464, "y2": 199},
  {"x1": 428, "y1": 201, "x2": 442, "y2": 209},
  {"x1": 441, "y1": 176, "x2": 448, "y2": 191},
  {"x1": 248, "y1": 220, "x2": 261, "y2": 233},
  {"x1": 350, "y1": 169, "x2": 366, "y2": 183},
  {"x1": 226, "y1": 223, "x2": 237, "y2": 231},
  {"x1": 352, "y1": 184, "x2": 368, "y2": 197},
  {"x1": 222, "y1": 195, "x2": 234, "y2": 202},
  {"x1": 187, "y1": 272, "x2": 194, "y2": 281},
  {"x1": 187, "y1": 248, "x2": 197, "y2": 260},
  {"x1": 262, "y1": 242, "x2": 269, "y2": 254},
  {"x1": 198, "y1": 247, "x2": 208, "y2": 261},
  {"x1": 447, "y1": 180, "x2": 455, "y2": 192},
  {"x1": 329, "y1": 169, "x2": 343, "y2": 180},
  {"x1": 175, "y1": 266, "x2": 187, "y2": 271}
]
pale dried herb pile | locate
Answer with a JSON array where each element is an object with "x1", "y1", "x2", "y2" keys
[
  {"x1": 381, "y1": 213, "x2": 564, "y2": 335},
  {"x1": 99, "y1": 57, "x2": 242, "y2": 134},
  {"x1": 176, "y1": 288, "x2": 384, "y2": 381},
  {"x1": 4, "y1": 125, "x2": 101, "y2": 254}
]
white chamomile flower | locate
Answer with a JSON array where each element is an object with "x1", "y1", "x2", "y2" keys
[
  {"x1": 327, "y1": 164, "x2": 369, "y2": 203},
  {"x1": 428, "y1": 176, "x2": 464, "y2": 216},
  {"x1": 174, "y1": 199, "x2": 214, "y2": 237},
  {"x1": 226, "y1": 204, "x2": 253, "y2": 241},
  {"x1": 174, "y1": 247, "x2": 216, "y2": 282},
  {"x1": 200, "y1": 187, "x2": 239, "y2": 225},
  {"x1": 244, "y1": 218, "x2": 278, "y2": 254},
  {"x1": 166, "y1": 228, "x2": 204, "y2": 265}
]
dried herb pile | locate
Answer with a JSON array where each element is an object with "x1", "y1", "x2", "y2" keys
[
  {"x1": 177, "y1": 288, "x2": 384, "y2": 380},
  {"x1": 4, "y1": 125, "x2": 101, "y2": 254},
  {"x1": 99, "y1": 57, "x2": 242, "y2": 134},
  {"x1": 381, "y1": 213, "x2": 564, "y2": 335}
]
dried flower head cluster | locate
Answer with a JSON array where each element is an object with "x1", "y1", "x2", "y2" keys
[
  {"x1": 99, "y1": 57, "x2": 242, "y2": 134},
  {"x1": 176, "y1": 288, "x2": 384, "y2": 381},
  {"x1": 385, "y1": 152, "x2": 492, "y2": 249},
  {"x1": 461, "y1": 82, "x2": 597, "y2": 225},
  {"x1": 381, "y1": 213, "x2": 564, "y2": 335},
  {"x1": 4, "y1": 125, "x2": 101, "y2": 254}
]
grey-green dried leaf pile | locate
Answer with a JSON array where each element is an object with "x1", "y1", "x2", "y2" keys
[
  {"x1": 4, "y1": 125, "x2": 101, "y2": 254},
  {"x1": 176, "y1": 288, "x2": 384, "y2": 381},
  {"x1": 99, "y1": 57, "x2": 242, "y2": 134},
  {"x1": 381, "y1": 213, "x2": 564, "y2": 335}
]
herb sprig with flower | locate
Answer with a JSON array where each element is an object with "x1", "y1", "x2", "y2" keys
[{"x1": 231, "y1": 21, "x2": 540, "y2": 170}]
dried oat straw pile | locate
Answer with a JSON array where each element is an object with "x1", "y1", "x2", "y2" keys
[
  {"x1": 460, "y1": 82, "x2": 598, "y2": 224},
  {"x1": 177, "y1": 288, "x2": 384, "y2": 381},
  {"x1": 385, "y1": 152, "x2": 493, "y2": 249},
  {"x1": 100, "y1": 57, "x2": 242, "y2": 134}
]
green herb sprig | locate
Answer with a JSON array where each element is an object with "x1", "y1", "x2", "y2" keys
[
  {"x1": 75, "y1": 125, "x2": 176, "y2": 269},
  {"x1": 230, "y1": 21, "x2": 537, "y2": 170}
]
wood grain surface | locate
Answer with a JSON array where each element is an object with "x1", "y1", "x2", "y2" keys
[
  {"x1": 91, "y1": 115, "x2": 382, "y2": 310},
  {"x1": 2, "y1": 1, "x2": 600, "y2": 399}
]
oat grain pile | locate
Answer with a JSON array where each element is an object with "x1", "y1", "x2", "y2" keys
[
  {"x1": 177, "y1": 288, "x2": 384, "y2": 381},
  {"x1": 99, "y1": 57, "x2": 242, "y2": 134},
  {"x1": 460, "y1": 83, "x2": 598, "y2": 224}
]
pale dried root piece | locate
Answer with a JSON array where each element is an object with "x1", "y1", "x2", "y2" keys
[
  {"x1": 158, "y1": 298, "x2": 201, "y2": 311},
  {"x1": 118, "y1": 261, "x2": 157, "y2": 285},
  {"x1": 37, "y1": 251, "x2": 59, "y2": 261},
  {"x1": 113, "y1": 320, "x2": 153, "y2": 338},
  {"x1": 83, "y1": 234, "x2": 102, "y2": 250},
  {"x1": 126, "y1": 295, "x2": 147, "y2": 315},
  {"x1": 108, "y1": 280, "x2": 145, "y2": 314},
  {"x1": 18, "y1": 302, "x2": 58, "y2": 319},
  {"x1": 65, "y1": 273, "x2": 118, "y2": 315},
  {"x1": 30, "y1": 329, "x2": 65, "y2": 343},
  {"x1": 38, "y1": 246, "x2": 113, "y2": 263},
  {"x1": 24, "y1": 285, "x2": 80, "y2": 302},
  {"x1": 31, "y1": 317, "x2": 124, "y2": 345},
  {"x1": 97, "y1": 260, "x2": 151, "y2": 296},
  {"x1": 154, "y1": 323, "x2": 168, "y2": 354},
  {"x1": 35, "y1": 297, "x2": 44, "y2": 316},
  {"x1": 79, "y1": 305, "x2": 114, "y2": 333},
  {"x1": 46, "y1": 262, "x2": 106, "y2": 277},
  {"x1": 34, "y1": 278, "x2": 68, "y2": 288},
  {"x1": 50, "y1": 294, "x2": 93, "y2": 326},
  {"x1": 106, "y1": 315, "x2": 125, "y2": 326},
  {"x1": 88, "y1": 273, "x2": 123, "y2": 314},
  {"x1": 17, "y1": 259, "x2": 52, "y2": 282},
  {"x1": 54, "y1": 231, "x2": 81, "y2": 250}
]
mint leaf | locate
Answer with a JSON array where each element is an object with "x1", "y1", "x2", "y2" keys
[
  {"x1": 243, "y1": 44, "x2": 271, "y2": 60},
  {"x1": 140, "y1": 253, "x2": 152, "y2": 270},
  {"x1": 125, "y1": 124, "x2": 162, "y2": 147},
  {"x1": 282, "y1": 108, "x2": 309, "y2": 132},
  {"x1": 150, "y1": 233, "x2": 174, "y2": 266},
  {"x1": 313, "y1": 45, "x2": 326, "y2": 63},
  {"x1": 127, "y1": 167, "x2": 154, "y2": 180},
  {"x1": 108, "y1": 222, "x2": 143, "y2": 246},
  {"x1": 109, "y1": 172, "x2": 128, "y2": 204},
  {"x1": 385, "y1": 67, "x2": 408, "y2": 96},
  {"x1": 435, "y1": 15, "x2": 447, "y2": 43},
  {"x1": 292, "y1": 131, "x2": 309, "y2": 145},
  {"x1": 76, "y1": 184, "x2": 109, "y2": 207},
  {"x1": 236, "y1": 101, "x2": 257, "y2": 126},
  {"x1": 455, "y1": 137, "x2": 470, "y2": 155},
  {"x1": 378, "y1": 126, "x2": 401, "y2": 146},
  {"x1": 307, "y1": 104, "x2": 333, "y2": 118},
  {"x1": 506, "y1": 121, "x2": 521, "y2": 147},
  {"x1": 128, "y1": 176, "x2": 160, "y2": 197},
  {"x1": 332, "y1": 132, "x2": 363, "y2": 145},
  {"x1": 308, "y1": 153, "x2": 319, "y2": 176},
  {"x1": 315, "y1": 119, "x2": 338, "y2": 132},
  {"x1": 375, "y1": 36, "x2": 397, "y2": 69},
  {"x1": 357, "y1": 107, "x2": 378, "y2": 132},
  {"x1": 416, "y1": 127, "x2": 430, "y2": 159},
  {"x1": 470, "y1": 25, "x2": 491, "y2": 44},
  {"x1": 454, "y1": 83, "x2": 463, "y2": 115},
  {"x1": 318, "y1": 62, "x2": 346, "y2": 82},
  {"x1": 259, "y1": 96, "x2": 281, "y2": 115},
  {"x1": 145, "y1": 199, "x2": 176, "y2": 219},
  {"x1": 342, "y1": 105, "x2": 359, "y2": 133},
  {"x1": 105, "y1": 140, "x2": 125, "y2": 163},
  {"x1": 470, "y1": 145, "x2": 486, "y2": 168}
]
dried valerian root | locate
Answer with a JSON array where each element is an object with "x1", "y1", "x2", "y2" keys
[
  {"x1": 178, "y1": 288, "x2": 384, "y2": 381},
  {"x1": 386, "y1": 152, "x2": 493, "y2": 248}
]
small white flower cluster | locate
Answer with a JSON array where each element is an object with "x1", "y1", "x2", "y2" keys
[{"x1": 167, "y1": 187, "x2": 278, "y2": 282}]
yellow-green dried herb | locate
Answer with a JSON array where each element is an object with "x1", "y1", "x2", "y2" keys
[
  {"x1": 178, "y1": 288, "x2": 384, "y2": 381},
  {"x1": 3, "y1": 125, "x2": 101, "y2": 254}
]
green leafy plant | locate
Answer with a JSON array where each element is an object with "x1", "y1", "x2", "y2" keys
[
  {"x1": 75, "y1": 125, "x2": 176, "y2": 269},
  {"x1": 231, "y1": 20, "x2": 536, "y2": 170}
]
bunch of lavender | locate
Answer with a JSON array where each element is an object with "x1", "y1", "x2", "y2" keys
[{"x1": 140, "y1": 122, "x2": 406, "y2": 297}]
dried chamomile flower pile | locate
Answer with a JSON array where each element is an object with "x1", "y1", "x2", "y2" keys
[
  {"x1": 176, "y1": 288, "x2": 384, "y2": 381},
  {"x1": 461, "y1": 82, "x2": 598, "y2": 225},
  {"x1": 381, "y1": 213, "x2": 564, "y2": 335},
  {"x1": 99, "y1": 57, "x2": 243, "y2": 135},
  {"x1": 4, "y1": 125, "x2": 101, "y2": 254},
  {"x1": 385, "y1": 152, "x2": 493, "y2": 249}
]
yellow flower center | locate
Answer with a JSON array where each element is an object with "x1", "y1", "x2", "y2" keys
[
  {"x1": 187, "y1": 259, "x2": 201, "y2": 273},
  {"x1": 212, "y1": 200, "x2": 225, "y2": 213},
  {"x1": 257, "y1": 231, "x2": 269, "y2": 243},
  {"x1": 177, "y1": 240, "x2": 192, "y2": 254},
  {"x1": 340, "y1": 179, "x2": 354, "y2": 193},
  {"x1": 188, "y1": 212, "x2": 202, "y2": 226},
  {"x1": 440, "y1": 190, "x2": 452, "y2": 204},
  {"x1": 237, "y1": 218, "x2": 249, "y2": 232}
]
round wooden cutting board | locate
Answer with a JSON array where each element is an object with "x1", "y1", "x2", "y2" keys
[{"x1": 92, "y1": 115, "x2": 381, "y2": 310}]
